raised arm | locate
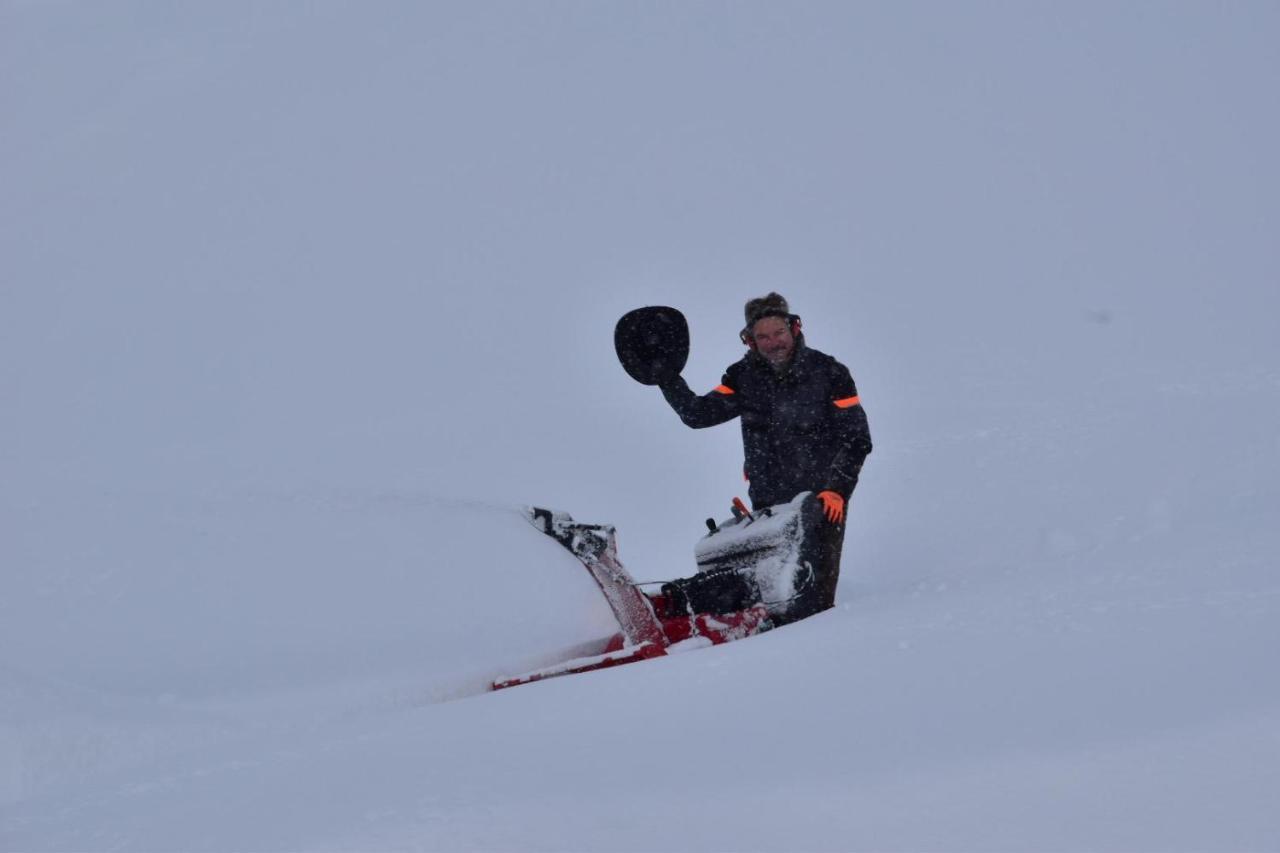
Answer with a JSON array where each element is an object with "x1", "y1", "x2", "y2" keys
[{"x1": 659, "y1": 373, "x2": 741, "y2": 429}]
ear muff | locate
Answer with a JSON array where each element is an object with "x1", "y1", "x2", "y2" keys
[{"x1": 741, "y1": 314, "x2": 802, "y2": 349}]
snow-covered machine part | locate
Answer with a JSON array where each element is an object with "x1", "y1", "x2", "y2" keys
[
  {"x1": 492, "y1": 506, "x2": 774, "y2": 691},
  {"x1": 694, "y1": 491, "x2": 816, "y2": 618},
  {"x1": 492, "y1": 507, "x2": 671, "y2": 690},
  {"x1": 524, "y1": 507, "x2": 666, "y2": 648}
]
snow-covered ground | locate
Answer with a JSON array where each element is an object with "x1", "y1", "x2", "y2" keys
[{"x1": 3, "y1": 3, "x2": 1278, "y2": 850}]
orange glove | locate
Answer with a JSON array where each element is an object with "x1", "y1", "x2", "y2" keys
[{"x1": 817, "y1": 490, "x2": 845, "y2": 524}]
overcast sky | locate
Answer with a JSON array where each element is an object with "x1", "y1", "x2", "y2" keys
[{"x1": 3, "y1": 1, "x2": 1277, "y2": 572}]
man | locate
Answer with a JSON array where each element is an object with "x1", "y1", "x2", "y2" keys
[{"x1": 657, "y1": 293, "x2": 872, "y2": 620}]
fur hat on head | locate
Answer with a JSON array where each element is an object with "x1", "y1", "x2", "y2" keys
[{"x1": 744, "y1": 292, "x2": 791, "y2": 328}]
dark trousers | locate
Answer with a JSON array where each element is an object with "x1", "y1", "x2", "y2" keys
[{"x1": 776, "y1": 494, "x2": 846, "y2": 624}]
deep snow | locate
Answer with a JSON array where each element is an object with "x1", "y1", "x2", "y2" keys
[{"x1": 3, "y1": 3, "x2": 1279, "y2": 850}]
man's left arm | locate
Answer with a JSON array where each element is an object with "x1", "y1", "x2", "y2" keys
[{"x1": 823, "y1": 362, "x2": 873, "y2": 499}]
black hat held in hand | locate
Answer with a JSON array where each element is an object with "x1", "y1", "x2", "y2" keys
[{"x1": 615, "y1": 306, "x2": 689, "y2": 386}]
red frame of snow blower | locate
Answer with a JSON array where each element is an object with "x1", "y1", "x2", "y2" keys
[{"x1": 491, "y1": 507, "x2": 768, "y2": 690}]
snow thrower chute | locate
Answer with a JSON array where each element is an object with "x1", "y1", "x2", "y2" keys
[{"x1": 492, "y1": 493, "x2": 818, "y2": 691}]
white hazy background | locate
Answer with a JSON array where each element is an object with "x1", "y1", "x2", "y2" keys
[{"x1": 3, "y1": 3, "x2": 1278, "y2": 850}]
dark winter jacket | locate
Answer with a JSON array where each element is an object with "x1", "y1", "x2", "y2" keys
[{"x1": 659, "y1": 343, "x2": 872, "y2": 509}]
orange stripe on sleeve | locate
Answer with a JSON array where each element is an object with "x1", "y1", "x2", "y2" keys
[
  {"x1": 833, "y1": 395, "x2": 861, "y2": 408},
  {"x1": 713, "y1": 384, "x2": 736, "y2": 395}
]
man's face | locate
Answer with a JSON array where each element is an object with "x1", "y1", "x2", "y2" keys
[{"x1": 751, "y1": 316, "x2": 796, "y2": 366}]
